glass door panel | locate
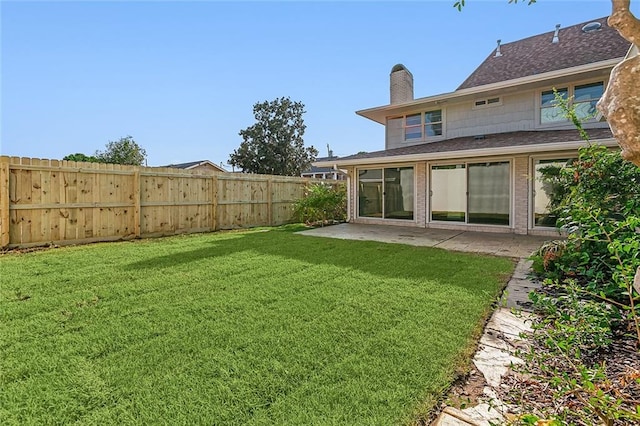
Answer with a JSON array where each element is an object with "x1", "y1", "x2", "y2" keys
[
  {"x1": 384, "y1": 167, "x2": 414, "y2": 220},
  {"x1": 468, "y1": 162, "x2": 510, "y2": 225},
  {"x1": 534, "y1": 159, "x2": 571, "y2": 227},
  {"x1": 431, "y1": 164, "x2": 466, "y2": 222},
  {"x1": 358, "y1": 169, "x2": 382, "y2": 217}
]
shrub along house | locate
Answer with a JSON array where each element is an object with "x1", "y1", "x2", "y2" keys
[{"x1": 315, "y1": 16, "x2": 632, "y2": 236}]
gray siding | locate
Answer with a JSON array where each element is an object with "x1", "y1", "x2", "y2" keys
[
  {"x1": 386, "y1": 117, "x2": 403, "y2": 149},
  {"x1": 385, "y1": 92, "x2": 536, "y2": 149},
  {"x1": 384, "y1": 80, "x2": 610, "y2": 150},
  {"x1": 446, "y1": 92, "x2": 535, "y2": 138}
]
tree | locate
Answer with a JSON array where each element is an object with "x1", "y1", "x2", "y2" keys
[
  {"x1": 62, "y1": 153, "x2": 99, "y2": 163},
  {"x1": 229, "y1": 97, "x2": 318, "y2": 176},
  {"x1": 95, "y1": 136, "x2": 147, "y2": 166},
  {"x1": 455, "y1": 0, "x2": 640, "y2": 167},
  {"x1": 454, "y1": 0, "x2": 536, "y2": 11},
  {"x1": 597, "y1": 0, "x2": 640, "y2": 166}
]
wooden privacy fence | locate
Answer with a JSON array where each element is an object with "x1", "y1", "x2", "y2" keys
[{"x1": 0, "y1": 156, "x2": 338, "y2": 249}]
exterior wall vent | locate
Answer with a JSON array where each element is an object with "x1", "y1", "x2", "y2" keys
[{"x1": 473, "y1": 97, "x2": 502, "y2": 109}]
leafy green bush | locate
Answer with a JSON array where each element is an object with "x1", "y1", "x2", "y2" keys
[
  {"x1": 293, "y1": 182, "x2": 346, "y2": 225},
  {"x1": 534, "y1": 143, "x2": 640, "y2": 302},
  {"x1": 517, "y1": 92, "x2": 640, "y2": 425}
]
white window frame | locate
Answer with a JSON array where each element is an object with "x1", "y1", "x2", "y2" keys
[
  {"x1": 355, "y1": 164, "x2": 417, "y2": 222},
  {"x1": 540, "y1": 87, "x2": 569, "y2": 124},
  {"x1": 573, "y1": 82, "x2": 605, "y2": 121},
  {"x1": 529, "y1": 154, "x2": 576, "y2": 229},
  {"x1": 537, "y1": 80, "x2": 605, "y2": 127},
  {"x1": 404, "y1": 113, "x2": 423, "y2": 141},
  {"x1": 400, "y1": 110, "x2": 444, "y2": 142}
]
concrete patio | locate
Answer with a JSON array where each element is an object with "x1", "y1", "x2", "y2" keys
[{"x1": 298, "y1": 223, "x2": 556, "y2": 259}]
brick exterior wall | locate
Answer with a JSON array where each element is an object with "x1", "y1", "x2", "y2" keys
[
  {"x1": 390, "y1": 68, "x2": 414, "y2": 105},
  {"x1": 346, "y1": 167, "x2": 356, "y2": 221},
  {"x1": 513, "y1": 156, "x2": 529, "y2": 235},
  {"x1": 415, "y1": 162, "x2": 427, "y2": 227},
  {"x1": 348, "y1": 154, "x2": 579, "y2": 235}
]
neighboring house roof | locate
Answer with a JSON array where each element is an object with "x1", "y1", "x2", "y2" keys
[
  {"x1": 164, "y1": 160, "x2": 227, "y2": 172},
  {"x1": 458, "y1": 16, "x2": 630, "y2": 90},
  {"x1": 303, "y1": 156, "x2": 340, "y2": 174},
  {"x1": 317, "y1": 128, "x2": 615, "y2": 167}
]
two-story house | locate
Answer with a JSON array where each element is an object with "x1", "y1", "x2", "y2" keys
[{"x1": 315, "y1": 16, "x2": 632, "y2": 236}]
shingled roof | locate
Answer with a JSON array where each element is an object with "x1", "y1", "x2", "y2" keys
[
  {"x1": 457, "y1": 16, "x2": 630, "y2": 90},
  {"x1": 304, "y1": 156, "x2": 340, "y2": 173},
  {"x1": 164, "y1": 160, "x2": 227, "y2": 172},
  {"x1": 334, "y1": 128, "x2": 614, "y2": 162},
  {"x1": 165, "y1": 161, "x2": 207, "y2": 169}
]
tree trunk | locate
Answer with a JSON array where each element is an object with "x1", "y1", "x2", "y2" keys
[
  {"x1": 600, "y1": 0, "x2": 640, "y2": 297},
  {"x1": 597, "y1": 0, "x2": 640, "y2": 166}
]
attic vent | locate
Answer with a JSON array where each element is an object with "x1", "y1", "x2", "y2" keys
[
  {"x1": 582, "y1": 22, "x2": 602, "y2": 33},
  {"x1": 473, "y1": 96, "x2": 502, "y2": 109}
]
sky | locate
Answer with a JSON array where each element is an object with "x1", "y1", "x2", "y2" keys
[{"x1": 2, "y1": 0, "x2": 637, "y2": 169}]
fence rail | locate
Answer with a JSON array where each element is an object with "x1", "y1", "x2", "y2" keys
[{"x1": 0, "y1": 156, "x2": 336, "y2": 249}]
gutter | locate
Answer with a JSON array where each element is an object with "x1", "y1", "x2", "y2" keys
[{"x1": 314, "y1": 138, "x2": 618, "y2": 168}]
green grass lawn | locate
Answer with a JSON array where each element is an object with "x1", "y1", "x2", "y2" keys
[{"x1": 0, "y1": 225, "x2": 514, "y2": 425}]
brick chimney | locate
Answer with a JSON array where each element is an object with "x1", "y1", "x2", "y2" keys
[{"x1": 390, "y1": 64, "x2": 414, "y2": 104}]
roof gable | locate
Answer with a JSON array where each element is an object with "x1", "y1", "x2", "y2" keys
[
  {"x1": 165, "y1": 160, "x2": 227, "y2": 172},
  {"x1": 457, "y1": 16, "x2": 630, "y2": 90}
]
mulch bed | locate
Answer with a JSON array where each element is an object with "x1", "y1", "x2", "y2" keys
[
  {"x1": 434, "y1": 300, "x2": 640, "y2": 425},
  {"x1": 496, "y1": 305, "x2": 640, "y2": 425},
  {"x1": 498, "y1": 330, "x2": 640, "y2": 425}
]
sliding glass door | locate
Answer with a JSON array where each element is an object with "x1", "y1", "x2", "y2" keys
[
  {"x1": 533, "y1": 158, "x2": 572, "y2": 227},
  {"x1": 358, "y1": 167, "x2": 414, "y2": 220},
  {"x1": 358, "y1": 169, "x2": 383, "y2": 218},
  {"x1": 431, "y1": 164, "x2": 466, "y2": 222},
  {"x1": 430, "y1": 161, "x2": 511, "y2": 226},
  {"x1": 468, "y1": 162, "x2": 510, "y2": 225}
]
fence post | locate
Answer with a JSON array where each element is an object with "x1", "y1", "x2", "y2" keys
[
  {"x1": 211, "y1": 174, "x2": 218, "y2": 231},
  {"x1": 267, "y1": 177, "x2": 273, "y2": 226},
  {"x1": 0, "y1": 156, "x2": 10, "y2": 248},
  {"x1": 133, "y1": 167, "x2": 141, "y2": 238}
]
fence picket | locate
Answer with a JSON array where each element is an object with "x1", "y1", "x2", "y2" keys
[{"x1": 0, "y1": 157, "x2": 339, "y2": 248}]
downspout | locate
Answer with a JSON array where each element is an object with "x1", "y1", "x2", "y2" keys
[{"x1": 346, "y1": 170, "x2": 351, "y2": 222}]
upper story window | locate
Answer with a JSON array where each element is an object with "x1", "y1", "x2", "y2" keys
[
  {"x1": 540, "y1": 88, "x2": 569, "y2": 123},
  {"x1": 405, "y1": 113, "x2": 422, "y2": 140},
  {"x1": 540, "y1": 82, "x2": 604, "y2": 124},
  {"x1": 403, "y1": 110, "x2": 443, "y2": 141},
  {"x1": 424, "y1": 110, "x2": 443, "y2": 137},
  {"x1": 574, "y1": 82, "x2": 604, "y2": 120}
]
